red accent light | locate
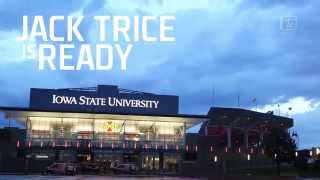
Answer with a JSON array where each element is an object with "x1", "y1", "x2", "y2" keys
[
  {"x1": 186, "y1": 145, "x2": 189, "y2": 151},
  {"x1": 16, "y1": 140, "x2": 20, "y2": 148},
  {"x1": 28, "y1": 141, "x2": 31, "y2": 148}
]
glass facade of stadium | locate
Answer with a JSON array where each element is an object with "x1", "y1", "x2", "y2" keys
[{"x1": 0, "y1": 85, "x2": 207, "y2": 172}]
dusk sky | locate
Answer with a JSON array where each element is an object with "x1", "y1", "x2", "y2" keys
[{"x1": 0, "y1": 0, "x2": 319, "y2": 149}]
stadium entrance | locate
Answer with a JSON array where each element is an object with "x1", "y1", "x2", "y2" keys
[{"x1": 0, "y1": 85, "x2": 207, "y2": 173}]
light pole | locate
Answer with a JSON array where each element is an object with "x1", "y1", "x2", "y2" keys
[{"x1": 288, "y1": 107, "x2": 292, "y2": 118}]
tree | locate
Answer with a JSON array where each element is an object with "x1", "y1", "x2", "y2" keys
[{"x1": 262, "y1": 128, "x2": 297, "y2": 175}]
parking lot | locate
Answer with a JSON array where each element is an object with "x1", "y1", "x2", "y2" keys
[
  {"x1": 0, "y1": 175, "x2": 201, "y2": 180},
  {"x1": 0, "y1": 175, "x2": 319, "y2": 180}
]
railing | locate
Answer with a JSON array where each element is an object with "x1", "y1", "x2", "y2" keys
[
  {"x1": 24, "y1": 138, "x2": 188, "y2": 151},
  {"x1": 18, "y1": 138, "x2": 275, "y2": 157}
]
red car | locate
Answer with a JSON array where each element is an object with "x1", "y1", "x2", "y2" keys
[{"x1": 43, "y1": 162, "x2": 78, "y2": 175}]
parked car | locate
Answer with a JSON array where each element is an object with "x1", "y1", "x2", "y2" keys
[
  {"x1": 110, "y1": 162, "x2": 138, "y2": 174},
  {"x1": 80, "y1": 161, "x2": 111, "y2": 174},
  {"x1": 43, "y1": 162, "x2": 78, "y2": 175},
  {"x1": 80, "y1": 161, "x2": 101, "y2": 173}
]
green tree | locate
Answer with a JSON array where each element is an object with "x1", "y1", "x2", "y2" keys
[{"x1": 262, "y1": 128, "x2": 297, "y2": 175}]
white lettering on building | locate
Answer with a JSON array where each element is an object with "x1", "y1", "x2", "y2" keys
[
  {"x1": 51, "y1": 95, "x2": 159, "y2": 109},
  {"x1": 52, "y1": 94, "x2": 77, "y2": 105}
]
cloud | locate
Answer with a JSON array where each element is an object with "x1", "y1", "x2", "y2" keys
[
  {"x1": 256, "y1": 96, "x2": 320, "y2": 115},
  {"x1": 0, "y1": 30, "x2": 25, "y2": 63},
  {"x1": 0, "y1": 0, "x2": 86, "y2": 30},
  {"x1": 292, "y1": 107, "x2": 320, "y2": 149},
  {"x1": 0, "y1": 0, "x2": 319, "y2": 148}
]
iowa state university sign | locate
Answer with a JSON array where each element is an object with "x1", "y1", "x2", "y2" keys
[
  {"x1": 29, "y1": 86, "x2": 179, "y2": 115},
  {"x1": 52, "y1": 95, "x2": 160, "y2": 109}
]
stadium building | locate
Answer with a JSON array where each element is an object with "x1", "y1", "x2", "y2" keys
[
  {"x1": 0, "y1": 85, "x2": 293, "y2": 175},
  {"x1": 0, "y1": 85, "x2": 207, "y2": 172}
]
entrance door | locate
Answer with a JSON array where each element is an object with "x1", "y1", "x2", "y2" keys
[{"x1": 141, "y1": 153, "x2": 159, "y2": 171}]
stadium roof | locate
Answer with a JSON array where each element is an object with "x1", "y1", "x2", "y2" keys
[{"x1": 205, "y1": 107, "x2": 293, "y2": 130}]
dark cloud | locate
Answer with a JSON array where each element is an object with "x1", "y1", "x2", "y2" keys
[{"x1": 0, "y1": 0, "x2": 86, "y2": 30}]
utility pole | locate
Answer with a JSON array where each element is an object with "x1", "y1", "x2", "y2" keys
[
  {"x1": 212, "y1": 86, "x2": 215, "y2": 107},
  {"x1": 252, "y1": 98, "x2": 257, "y2": 111}
]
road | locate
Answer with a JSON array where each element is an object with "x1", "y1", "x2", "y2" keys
[{"x1": 0, "y1": 175, "x2": 318, "y2": 180}]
